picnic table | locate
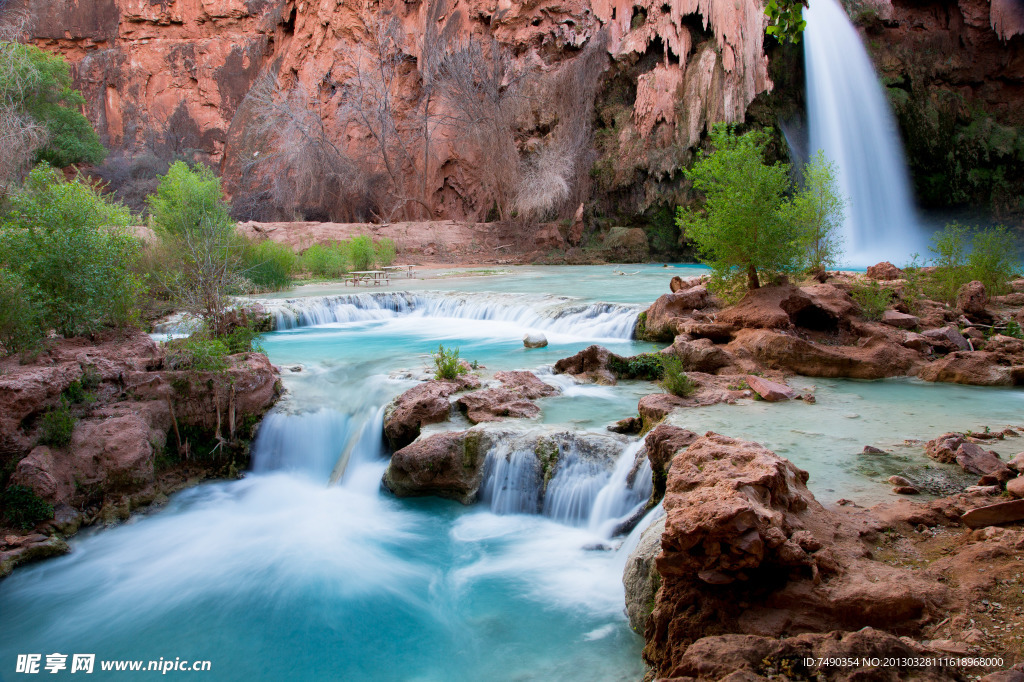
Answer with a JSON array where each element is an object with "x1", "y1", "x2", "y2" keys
[
  {"x1": 382, "y1": 264, "x2": 415, "y2": 278},
  {"x1": 347, "y1": 270, "x2": 390, "y2": 286}
]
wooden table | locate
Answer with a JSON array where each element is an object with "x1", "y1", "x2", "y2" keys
[
  {"x1": 382, "y1": 264, "x2": 415, "y2": 278},
  {"x1": 347, "y1": 270, "x2": 390, "y2": 286}
]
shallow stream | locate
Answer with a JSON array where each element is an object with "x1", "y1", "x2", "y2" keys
[{"x1": 1, "y1": 265, "x2": 1020, "y2": 680}]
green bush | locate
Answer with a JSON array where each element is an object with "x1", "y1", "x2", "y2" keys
[
  {"x1": 38, "y1": 398, "x2": 76, "y2": 447},
  {"x1": 63, "y1": 379, "x2": 96, "y2": 405},
  {"x1": 1003, "y1": 320, "x2": 1024, "y2": 340},
  {"x1": 660, "y1": 355, "x2": 696, "y2": 397},
  {"x1": 148, "y1": 161, "x2": 233, "y2": 237},
  {"x1": 0, "y1": 165, "x2": 141, "y2": 337},
  {"x1": 677, "y1": 125, "x2": 805, "y2": 293},
  {"x1": 223, "y1": 325, "x2": 264, "y2": 354},
  {"x1": 432, "y1": 344, "x2": 468, "y2": 381},
  {"x1": 899, "y1": 254, "x2": 925, "y2": 314},
  {"x1": 786, "y1": 149, "x2": 846, "y2": 273},
  {"x1": 1, "y1": 485, "x2": 54, "y2": 530},
  {"x1": 301, "y1": 242, "x2": 350, "y2": 278},
  {"x1": 927, "y1": 222, "x2": 969, "y2": 304},
  {"x1": 241, "y1": 238, "x2": 297, "y2": 291},
  {"x1": 967, "y1": 226, "x2": 1017, "y2": 299},
  {"x1": 0, "y1": 270, "x2": 44, "y2": 355},
  {"x1": 374, "y1": 237, "x2": 397, "y2": 267},
  {"x1": 609, "y1": 352, "x2": 665, "y2": 380},
  {"x1": 926, "y1": 222, "x2": 1020, "y2": 303},
  {"x1": 166, "y1": 335, "x2": 230, "y2": 372},
  {"x1": 349, "y1": 234, "x2": 375, "y2": 271},
  {"x1": 852, "y1": 280, "x2": 894, "y2": 321}
]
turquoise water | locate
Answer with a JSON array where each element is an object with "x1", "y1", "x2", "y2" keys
[{"x1": 1, "y1": 265, "x2": 1022, "y2": 681}]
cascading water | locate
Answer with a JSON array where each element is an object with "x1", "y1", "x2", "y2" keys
[
  {"x1": 804, "y1": 0, "x2": 926, "y2": 266},
  {"x1": 261, "y1": 291, "x2": 641, "y2": 340}
]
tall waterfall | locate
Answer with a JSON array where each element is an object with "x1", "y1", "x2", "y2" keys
[{"x1": 804, "y1": 0, "x2": 925, "y2": 266}]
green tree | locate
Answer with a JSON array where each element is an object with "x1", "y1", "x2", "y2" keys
[
  {"x1": 148, "y1": 162, "x2": 244, "y2": 336},
  {"x1": 676, "y1": 125, "x2": 802, "y2": 292},
  {"x1": 786, "y1": 149, "x2": 846, "y2": 273},
  {"x1": 0, "y1": 42, "x2": 105, "y2": 171},
  {"x1": 967, "y1": 225, "x2": 1018, "y2": 299},
  {"x1": 0, "y1": 164, "x2": 140, "y2": 337}
]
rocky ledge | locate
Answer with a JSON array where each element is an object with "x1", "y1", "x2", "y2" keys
[
  {"x1": 638, "y1": 272, "x2": 1024, "y2": 386},
  {"x1": 0, "y1": 330, "x2": 281, "y2": 578},
  {"x1": 625, "y1": 430, "x2": 1024, "y2": 680}
]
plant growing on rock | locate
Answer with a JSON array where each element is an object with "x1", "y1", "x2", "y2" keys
[
  {"x1": 165, "y1": 334, "x2": 230, "y2": 372},
  {"x1": 926, "y1": 222, "x2": 1020, "y2": 303},
  {"x1": 677, "y1": 126, "x2": 804, "y2": 293},
  {"x1": 38, "y1": 397, "x2": 76, "y2": 447},
  {"x1": 1, "y1": 484, "x2": 53, "y2": 530},
  {"x1": 851, "y1": 280, "x2": 894, "y2": 321},
  {"x1": 660, "y1": 355, "x2": 696, "y2": 397},
  {"x1": 432, "y1": 344, "x2": 468, "y2": 381}
]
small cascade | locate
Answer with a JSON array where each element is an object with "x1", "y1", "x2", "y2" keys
[
  {"x1": 543, "y1": 456, "x2": 611, "y2": 526},
  {"x1": 479, "y1": 446, "x2": 544, "y2": 515},
  {"x1": 804, "y1": 0, "x2": 925, "y2": 265},
  {"x1": 588, "y1": 441, "x2": 651, "y2": 537},
  {"x1": 260, "y1": 291, "x2": 641, "y2": 340},
  {"x1": 479, "y1": 434, "x2": 653, "y2": 536},
  {"x1": 251, "y1": 405, "x2": 387, "y2": 488}
]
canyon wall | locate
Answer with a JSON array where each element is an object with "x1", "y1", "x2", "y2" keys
[{"x1": 9, "y1": 0, "x2": 771, "y2": 225}]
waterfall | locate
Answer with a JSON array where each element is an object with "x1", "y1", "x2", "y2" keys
[
  {"x1": 479, "y1": 435, "x2": 653, "y2": 536},
  {"x1": 804, "y1": 0, "x2": 926, "y2": 266},
  {"x1": 258, "y1": 291, "x2": 641, "y2": 340}
]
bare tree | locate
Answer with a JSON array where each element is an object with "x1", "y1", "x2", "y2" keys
[
  {"x1": 438, "y1": 37, "x2": 526, "y2": 221},
  {"x1": 240, "y1": 74, "x2": 376, "y2": 222},
  {"x1": 513, "y1": 32, "x2": 607, "y2": 221},
  {"x1": 0, "y1": 12, "x2": 48, "y2": 191}
]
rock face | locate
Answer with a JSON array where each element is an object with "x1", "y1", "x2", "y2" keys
[
  {"x1": 639, "y1": 433, "x2": 945, "y2": 677},
  {"x1": 553, "y1": 345, "x2": 619, "y2": 385},
  {"x1": 958, "y1": 280, "x2": 989, "y2": 317},
  {"x1": 2, "y1": 331, "x2": 280, "y2": 510},
  {"x1": 493, "y1": 371, "x2": 559, "y2": 399},
  {"x1": 456, "y1": 388, "x2": 541, "y2": 424},
  {"x1": 644, "y1": 288, "x2": 712, "y2": 340},
  {"x1": 382, "y1": 425, "x2": 628, "y2": 506},
  {"x1": 383, "y1": 377, "x2": 479, "y2": 450},
  {"x1": 24, "y1": 0, "x2": 774, "y2": 222},
  {"x1": 744, "y1": 375, "x2": 796, "y2": 402},
  {"x1": 382, "y1": 430, "x2": 484, "y2": 504},
  {"x1": 622, "y1": 515, "x2": 666, "y2": 633}
]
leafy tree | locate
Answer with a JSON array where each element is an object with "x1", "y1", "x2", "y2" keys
[
  {"x1": 0, "y1": 269, "x2": 44, "y2": 354},
  {"x1": 967, "y1": 225, "x2": 1018, "y2": 299},
  {"x1": 148, "y1": 162, "x2": 244, "y2": 336},
  {"x1": 676, "y1": 125, "x2": 803, "y2": 292},
  {"x1": 765, "y1": 0, "x2": 807, "y2": 44},
  {"x1": 0, "y1": 164, "x2": 140, "y2": 337},
  {"x1": 786, "y1": 149, "x2": 846, "y2": 273},
  {"x1": 0, "y1": 42, "x2": 105, "y2": 171}
]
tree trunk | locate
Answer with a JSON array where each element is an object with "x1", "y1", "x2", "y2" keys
[{"x1": 747, "y1": 264, "x2": 760, "y2": 290}]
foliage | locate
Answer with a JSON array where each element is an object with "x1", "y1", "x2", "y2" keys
[
  {"x1": 432, "y1": 344, "x2": 468, "y2": 381},
  {"x1": 966, "y1": 225, "x2": 1017, "y2": 298},
  {"x1": 148, "y1": 162, "x2": 244, "y2": 336},
  {"x1": 608, "y1": 352, "x2": 665, "y2": 381},
  {"x1": 1003, "y1": 320, "x2": 1024, "y2": 340},
  {"x1": 0, "y1": 40, "x2": 105, "y2": 184},
  {"x1": 660, "y1": 355, "x2": 696, "y2": 397},
  {"x1": 38, "y1": 397, "x2": 76, "y2": 447},
  {"x1": 0, "y1": 269, "x2": 44, "y2": 354},
  {"x1": 927, "y1": 222, "x2": 969, "y2": 304},
  {"x1": 349, "y1": 234, "x2": 376, "y2": 271},
  {"x1": 374, "y1": 237, "x2": 397, "y2": 267},
  {"x1": 677, "y1": 125, "x2": 803, "y2": 292},
  {"x1": 851, "y1": 280, "x2": 894, "y2": 321},
  {"x1": 925, "y1": 222, "x2": 1019, "y2": 303},
  {"x1": 785, "y1": 150, "x2": 846, "y2": 273},
  {"x1": 1, "y1": 484, "x2": 54, "y2": 530},
  {"x1": 223, "y1": 324, "x2": 264, "y2": 355},
  {"x1": 0, "y1": 164, "x2": 141, "y2": 337},
  {"x1": 240, "y1": 238, "x2": 297, "y2": 291},
  {"x1": 165, "y1": 335, "x2": 230, "y2": 372},
  {"x1": 899, "y1": 253, "x2": 925, "y2": 315},
  {"x1": 765, "y1": 0, "x2": 807, "y2": 44},
  {"x1": 301, "y1": 242, "x2": 350, "y2": 278}
]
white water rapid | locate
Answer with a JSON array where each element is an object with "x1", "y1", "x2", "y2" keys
[{"x1": 804, "y1": 0, "x2": 927, "y2": 266}]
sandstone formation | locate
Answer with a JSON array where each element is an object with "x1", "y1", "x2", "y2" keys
[
  {"x1": 0, "y1": 330, "x2": 281, "y2": 576},
  {"x1": 625, "y1": 429, "x2": 1024, "y2": 678},
  {"x1": 383, "y1": 375, "x2": 480, "y2": 450},
  {"x1": 382, "y1": 430, "x2": 484, "y2": 504}
]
